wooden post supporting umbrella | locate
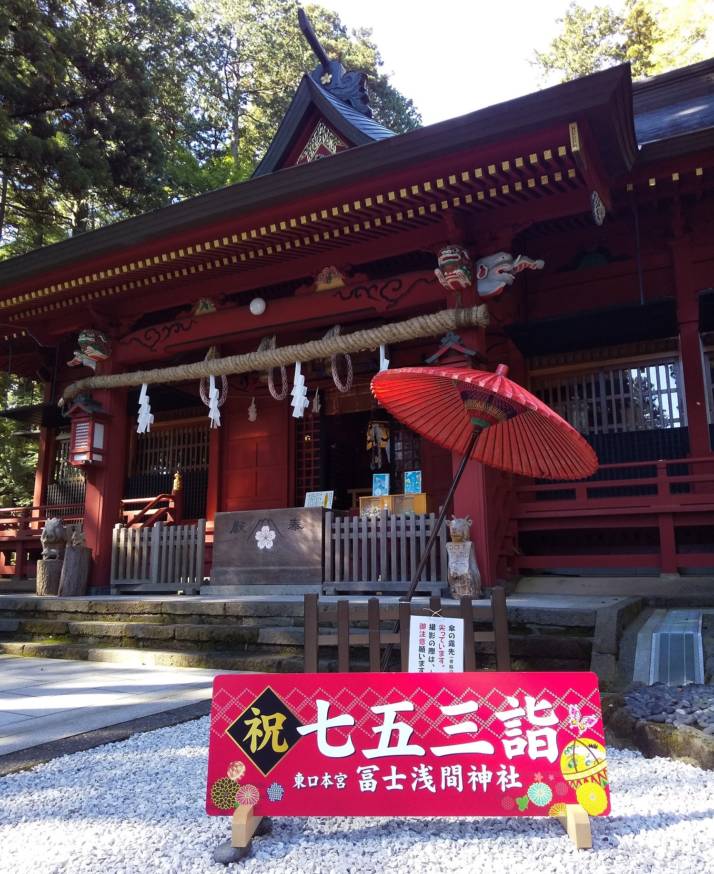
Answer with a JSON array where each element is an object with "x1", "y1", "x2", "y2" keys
[{"x1": 370, "y1": 363, "x2": 599, "y2": 669}]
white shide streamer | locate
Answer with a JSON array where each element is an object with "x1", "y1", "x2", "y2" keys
[
  {"x1": 207, "y1": 375, "x2": 221, "y2": 429},
  {"x1": 136, "y1": 383, "x2": 154, "y2": 434},
  {"x1": 290, "y1": 361, "x2": 309, "y2": 418}
]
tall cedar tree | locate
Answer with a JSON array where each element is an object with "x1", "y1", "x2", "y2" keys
[{"x1": 534, "y1": 0, "x2": 713, "y2": 81}]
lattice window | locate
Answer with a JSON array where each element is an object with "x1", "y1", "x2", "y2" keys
[
  {"x1": 295, "y1": 413, "x2": 321, "y2": 505},
  {"x1": 392, "y1": 427, "x2": 421, "y2": 492},
  {"x1": 127, "y1": 420, "x2": 209, "y2": 518},
  {"x1": 531, "y1": 358, "x2": 685, "y2": 435},
  {"x1": 46, "y1": 431, "x2": 86, "y2": 509}
]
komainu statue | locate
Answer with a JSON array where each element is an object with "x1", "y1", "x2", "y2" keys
[
  {"x1": 40, "y1": 518, "x2": 67, "y2": 560},
  {"x1": 445, "y1": 515, "x2": 481, "y2": 599}
]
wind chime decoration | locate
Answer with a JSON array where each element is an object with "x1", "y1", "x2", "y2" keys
[
  {"x1": 379, "y1": 344, "x2": 390, "y2": 372},
  {"x1": 323, "y1": 325, "x2": 353, "y2": 393},
  {"x1": 257, "y1": 336, "x2": 289, "y2": 400},
  {"x1": 248, "y1": 397, "x2": 257, "y2": 422},
  {"x1": 312, "y1": 388, "x2": 321, "y2": 414},
  {"x1": 137, "y1": 384, "x2": 154, "y2": 434},
  {"x1": 366, "y1": 418, "x2": 390, "y2": 469},
  {"x1": 290, "y1": 362, "x2": 310, "y2": 418}
]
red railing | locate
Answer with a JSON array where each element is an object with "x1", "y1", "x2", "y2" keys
[
  {"x1": 0, "y1": 503, "x2": 85, "y2": 579},
  {"x1": 120, "y1": 490, "x2": 183, "y2": 528},
  {"x1": 512, "y1": 456, "x2": 714, "y2": 574}
]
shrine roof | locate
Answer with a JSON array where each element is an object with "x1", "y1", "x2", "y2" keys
[
  {"x1": 253, "y1": 75, "x2": 394, "y2": 177},
  {"x1": 0, "y1": 63, "x2": 636, "y2": 294},
  {"x1": 634, "y1": 58, "x2": 714, "y2": 160}
]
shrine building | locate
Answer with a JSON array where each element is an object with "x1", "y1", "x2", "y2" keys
[{"x1": 1, "y1": 31, "x2": 713, "y2": 596}]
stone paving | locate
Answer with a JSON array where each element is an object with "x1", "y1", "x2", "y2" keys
[{"x1": 0, "y1": 654, "x2": 240, "y2": 758}]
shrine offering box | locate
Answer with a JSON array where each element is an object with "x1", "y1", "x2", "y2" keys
[{"x1": 211, "y1": 507, "x2": 324, "y2": 585}]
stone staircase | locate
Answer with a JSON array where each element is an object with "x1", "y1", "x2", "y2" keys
[{"x1": 0, "y1": 597, "x2": 307, "y2": 672}]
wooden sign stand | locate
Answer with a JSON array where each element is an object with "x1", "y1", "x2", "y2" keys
[
  {"x1": 557, "y1": 804, "x2": 592, "y2": 849},
  {"x1": 218, "y1": 804, "x2": 591, "y2": 861}
]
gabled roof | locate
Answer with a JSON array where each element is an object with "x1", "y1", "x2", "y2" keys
[{"x1": 253, "y1": 75, "x2": 394, "y2": 177}]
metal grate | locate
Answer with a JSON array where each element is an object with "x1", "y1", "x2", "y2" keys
[
  {"x1": 649, "y1": 610, "x2": 704, "y2": 685},
  {"x1": 532, "y1": 358, "x2": 684, "y2": 435}
]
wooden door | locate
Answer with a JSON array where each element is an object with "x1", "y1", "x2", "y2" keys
[{"x1": 221, "y1": 399, "x2": 290, "y2": 511}]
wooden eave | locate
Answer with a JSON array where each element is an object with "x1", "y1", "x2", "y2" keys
[{"x1": 0, "y1": 65, "x2": 636, "y2": 326}]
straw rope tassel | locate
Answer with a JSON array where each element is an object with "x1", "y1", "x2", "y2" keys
[{"x1": 61, "y1": 305, "x2": 489, "y2": 402}]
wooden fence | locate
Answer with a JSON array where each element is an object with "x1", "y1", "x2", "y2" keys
[
  {"x1": 303, "y1": 590, "x2": 511, "y2": 672},
  {"x1": 110, "y1": 519, "x2": 205, "y2": 594},
  {"x1": 324, "y1": 510, "x2": 447, "y2": 595}
]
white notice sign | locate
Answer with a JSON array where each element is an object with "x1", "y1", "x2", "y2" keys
[
  {"x1": 408, "y1": 615, "x2": 464, "y2": 673},
  {"x1": 304, "y1": 490, "x2": 334, "y2": 508}
]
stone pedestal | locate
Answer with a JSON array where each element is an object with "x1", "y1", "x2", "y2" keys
[
  {"x1": 36, "y1": 558, "x2": 62, "y2": 596},
  {"x1": 210, "y1": 508, "x2": 324, "y2": 589},
  {"x1": 58, "y1": 546, "x2": 92, "y2": 596}
]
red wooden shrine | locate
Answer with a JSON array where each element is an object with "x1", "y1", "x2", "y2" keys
[{"x1": 1, "y1": 33, "x2": 713, "y2": 591}]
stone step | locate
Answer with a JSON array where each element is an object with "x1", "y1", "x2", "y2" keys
[
  {"x1": 0, "y1": 617, "x2": 305, "y2": 652},
  {"x1": 0, "y1": 640, "x2": 305, "y2": 672}
]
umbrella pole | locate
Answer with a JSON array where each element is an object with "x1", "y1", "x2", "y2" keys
[{"x1": 381, "y1": 426, "x2": 480, "y2": 670}]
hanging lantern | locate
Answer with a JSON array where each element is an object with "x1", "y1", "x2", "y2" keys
[
  {"x1": 366, "y1": 419, "x2": 391, "y2": 470},
  {"x1": 66, "y1": 397, "x2": 108, "y2": 467}
]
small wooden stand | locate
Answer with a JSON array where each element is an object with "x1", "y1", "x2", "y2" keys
[
  {"x1": 557, "y1": 804, "x2": 592, "y2": 849},
  {"x1": 231, "y1": 805, "x2": 263, "y2": 848},
  {"x1": 213, "y1": 807, "x2": 272, "y2": 864}
]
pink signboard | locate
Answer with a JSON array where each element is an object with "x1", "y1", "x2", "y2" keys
[{"x1": 206, "y1": 672, "x2": 610, "y2": 819}]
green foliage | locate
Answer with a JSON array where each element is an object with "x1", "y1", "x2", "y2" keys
[
  {"x1": 534, "y1": 0, "x2": 713, "y2": 81},
  {"x1": 187, "y1": 1, "x2": 421, "y2": 184},
  {"x1": 0, "y1": 374, "x2": 42, "y2": 506},
  {"x1": 0, "y1": 0, "x2": 421, "y2": 256}
]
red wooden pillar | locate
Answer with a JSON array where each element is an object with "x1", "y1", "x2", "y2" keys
[
  {"x1": 451, "y1": 456, "x2": 495, "y2": 586},
  {"x1": 82, "y1": 387, "x2": 128, "y2": 592},
  {"x1": 32, "y1": 382, "x2": 54, "y2": 511},
  {"x1": 205, "y1": 425, "x2": 221, "y2": 521},
  {"x1": 672, "y1": 236, "x2": 711, "y2": 458}
]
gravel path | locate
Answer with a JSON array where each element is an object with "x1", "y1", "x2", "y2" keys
[{"x1": 1, "y1": 716, "x2": 713, "y2": 874}]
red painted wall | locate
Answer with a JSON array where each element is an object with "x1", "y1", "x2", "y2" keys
[{"x1": 220, "y1": 397, "x2": 290, "y2": 511}]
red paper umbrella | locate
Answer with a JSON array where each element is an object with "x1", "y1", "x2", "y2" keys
[
  {"x1": 371, "y1": 364, "x2": 597, "y2": 480},
  {"x1": 371, "y1": 365, "x2": 598, "y2": 645}
]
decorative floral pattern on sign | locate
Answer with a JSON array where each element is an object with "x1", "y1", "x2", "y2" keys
[{"x1": 255, "y1": 525, "x2": 277, "y2": 550}]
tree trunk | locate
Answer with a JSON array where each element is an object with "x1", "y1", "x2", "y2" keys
[
  {"x1": 36, "y1": 558, "x2": 63, "y2": 596},
  {"x1": 58, "y1": 546, "x2": 91, "y2": 597},
  {"x1": 0, "y1": 170, "x2": 8, "y2": 242}
]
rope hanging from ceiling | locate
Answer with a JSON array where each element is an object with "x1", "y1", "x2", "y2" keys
[
  {"x1": 60, "y1": 304, "x2": 489, "y2": 403},
  {"x1": 257, "y1": 336, "x2": 289, "y2": 401},
  {"x1": 322, "y1": 325, "x2": 353, "y2": 393}
]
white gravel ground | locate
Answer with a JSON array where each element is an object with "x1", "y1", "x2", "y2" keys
[{"x1": 1, "y1": 716, "x2": 713, "y2": 874}]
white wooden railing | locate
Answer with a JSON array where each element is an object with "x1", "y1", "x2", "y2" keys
[
  {"x1": 110, "y1": 519, "x2": 205, "y2": 594},
  {"x1": 323, "y1": 510, "x2": 447, "y2": 595}
]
